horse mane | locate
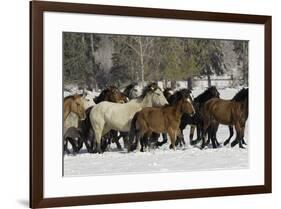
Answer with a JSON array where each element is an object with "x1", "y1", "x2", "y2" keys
[
  {"x1": 194, "y1": 86, "x2": 218, "y2": 103},
  {"x1": 94, "y1": 89, "x2": 110, "y2": 104},
  {"x1": 108, "y1": 85, "x2": 119, "y2": 90},
  {"x1": 163, "y1": 87, "x2": 172, "y2": 94},
  {"x1": 139, "y1": 82, "x2": 160, "y2": 99},
  {"x1": 64, "y1": 94, "x2": 82, "y2": 101},
  {"x1": 168, "y1": 89, "x2": 192, "y2": 105},
  {"x1": 231, "y1": 88, "x2": 248, "y2": 102},
  {"x1": 123, "y1": 83, "x2": 138, "y2": 97}
]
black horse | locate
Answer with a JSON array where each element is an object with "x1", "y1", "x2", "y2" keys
[
  {"x1": 179, "y1": 86, "x2": 221, "y2": 148},
  {"x1": 123, "y1": 82, "x2": 140, "y2": 99}
]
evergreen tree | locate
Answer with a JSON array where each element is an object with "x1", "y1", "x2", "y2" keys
[{"x1": 233, "y1": 41, "x2": 248, "y2": 85}]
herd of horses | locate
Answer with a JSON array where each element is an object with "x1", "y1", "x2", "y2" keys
[{"x1": 63, "y1": 83, "x2": 248, "y2": 154}]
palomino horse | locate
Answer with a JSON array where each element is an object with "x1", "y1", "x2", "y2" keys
[
  {"x1": 64, "y1": 86, "x2": 127, "y2": 154},
  {"x1": 201, "y1": 88, "x2": 248, "y2": 149},
  {"x1": 128, "y1": 93, "x2": 195, "y2": 152},
  {"x1": 64, "y1": 94, "x2": 87, "y2": 121},
  {"x1": 89, "y1": 83, "x2": 168, "y2": 153},
  {"x1": 64, "y1": 90, "x2": 95, "y2": 132}
]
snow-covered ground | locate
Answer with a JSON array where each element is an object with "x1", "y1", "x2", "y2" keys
[{"x1": 64, "y1": 88, "x2": 248, "y2": 177}]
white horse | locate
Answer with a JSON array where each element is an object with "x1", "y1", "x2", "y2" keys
[{"x1": 90, "y1": 85, "x2": 168, "y2": 153}]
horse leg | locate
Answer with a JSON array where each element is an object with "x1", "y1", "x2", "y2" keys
[
  {"x1": 160, "y1": 133, "x2": 168, "y2": 146},
  {"x1": 67, "y1": 137, "x2": 78, "y2": 154},
  {"x1": 85, "y1": 129, "x2": 95, "y2": 153},
  {"x1": 239, "y1": 125, "x2": 246, "y2": 148},
  {"x1": 205, "y1": 126, "x2": 211, "y2": 146},
  {"x1": 64, "y1": 137, "x2": 70, "y2": 154},
  {"x1": 121, "y1": 132, "x2": 129, "y2": 149},
  {"x1": 191, "y1": 122, "x2": 203, "y2": 145},
  {"x1": 189, "y1": 125, "x2": 197, "y2": 145},
  {"x1": 135, "y1": 128, "x2": 146, "y2": 152},
  {"x1": 167, "y1": 128, "x2": 176, "y2": 150},
  {"x1": 76, "y1": 137, "x2": 84, "y2": 153},
  {"x1": 114, "y1": 132, "x2": 123, "y2": 150},
  {"x1": 201, "y1": 119, "x2": 210, "y2": 149},
  {"x1": 189, "y1": 125, "x2": 195, "y2": 143},
  {"x1": 241, "y1": 126, "x2": 247, "y2": 145},
  {"x1": 210, "y1": 123, "x2": 219, "y2": 148},
  {"x1": 224, "y1": 126, "x2": 234, "y2": 146},
  {"x1": 94, "y1": 132, "x2": 102, "y2": 153},
  {"x1": 180, "y1": 130, "x2": 185, "y2": 146},
  {"x1": 231, "y1": 123, "x2": 244, "y2": 148},
  {"x1": 212, "y1": 122, "x2": 220, "y2": 148},
  {"x1": 176, "y1": 130, "x2": 185, "y2": 147}
]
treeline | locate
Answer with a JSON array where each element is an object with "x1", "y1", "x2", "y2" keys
[{"x1": 63, "y1": 32, "x2": 248, "y2": 89}]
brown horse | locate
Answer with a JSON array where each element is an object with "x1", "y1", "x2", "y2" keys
[
  {"x1": 201, "y1": 88, "x2": 248, "y2": 149},
  {"x1": 94, "y1": 86, "x2": 127, "y2": 104},
  {"x1": 128, "y1": 95, "x2": 196, "y2": 152},
  {"x1": 64, "y1": 94, "x2": 86, "y2": 121}
]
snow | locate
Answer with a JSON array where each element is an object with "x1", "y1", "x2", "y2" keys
[{"x1": 63, "y1": 88, "x2": 248, "y2": 177}]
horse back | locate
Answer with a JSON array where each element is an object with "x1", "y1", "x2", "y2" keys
[{"x1": 204, "y1": 98, "x2": 239, "y2": 125}]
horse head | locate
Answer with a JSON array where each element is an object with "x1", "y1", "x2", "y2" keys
[
  {"x1": 71, "y1": 94, "x2": 86, "y2": 120},
  {"x1": 82, "y1": 91, "x2": 96, "y2": 109},
  {"x1": 208, "y1": 86, "x2": 220, "y2": 98},
  {"x1": 124, "y1": 83, "x2": 141, "y2": 99},
  {"x1": 180, "y1": 96, "x2": 196, "y2": 117},
  {"x1": 163, "y1": 88, "x2": 173, "y2": 101},
  {"x1": 142, "y1": 83, "x2": 168, "y2": 107},
  {"x1": 109, "y1": 86, "x2": 127, "y2": 103},
  {"x1": 232, "y1": 87, "x2": 248, "y2": 102}
]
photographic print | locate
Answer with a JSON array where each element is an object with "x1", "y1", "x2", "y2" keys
[
  {"x1": 63, "y1": 32, "x2": 249, "y2": 176},
  {"x1": 30, "y1": 2, "x2": 271, "y2": 207}
]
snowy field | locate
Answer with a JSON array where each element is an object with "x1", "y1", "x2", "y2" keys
[{"x1": 63, "y1": 88, "x2": 249, "y2": 177}]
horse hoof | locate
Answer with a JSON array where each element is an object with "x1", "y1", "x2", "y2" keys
[
  {"x1": 231, "y1": 143, "x2": 237, "y2": 147},
  {"x1": 190, "y1": 139, "x2": 199, "y2": 145}
]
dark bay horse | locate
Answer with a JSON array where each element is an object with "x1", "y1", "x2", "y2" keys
[
  {"x1": 94, "y1": 86, "x2": 127, "y2": 104},
  {"x1": 128, "y1": 92, "x2": 195, "y2": 152},
  {"x1": 201, "y1": 88, "x2": 248, "y2": 149},
  {"x1": 185, "y1": 86, "x2": 221, "y2": 147}
]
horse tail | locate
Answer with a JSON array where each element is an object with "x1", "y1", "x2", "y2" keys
[{"x1": 128, "y1": 112, "x2": 139, "y2": 152}]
